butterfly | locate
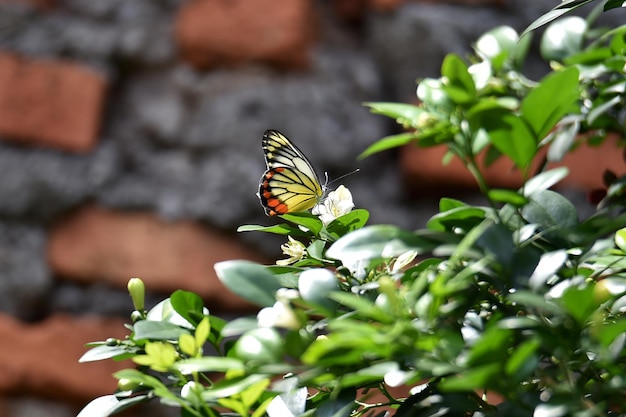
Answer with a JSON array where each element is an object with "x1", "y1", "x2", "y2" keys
[{"x1": 258, "y1": 130, "x2": 324, "y2": 216}]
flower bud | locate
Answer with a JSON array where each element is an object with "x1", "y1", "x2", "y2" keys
[
  {"x1": 117, "y1": 378, "x2": 140, "y2": 391},
  {"x1": 181, "y1": 381, "x2": 199, "y2": 400},
  {"x1": 127, "y1": 277, "x2": 145, "y2": 312}
]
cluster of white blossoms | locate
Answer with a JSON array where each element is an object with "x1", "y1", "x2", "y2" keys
[
  {"x1": 312, "y1": 184, "x2": 354, "y2": 226},
  {"x1": 276, "y1": 185, "x2": 355, "y2": 267},
  {"x1": 260, "y1": 186, "x2": 357, "y2": 329}
]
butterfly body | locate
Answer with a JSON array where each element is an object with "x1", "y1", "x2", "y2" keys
[{"x1": 258, "y1": 130, "x2": 324, "y2": 216}]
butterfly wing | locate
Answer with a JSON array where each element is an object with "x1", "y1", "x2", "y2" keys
[{"x1": 258, "y1": 130, "x2": 323, "y2": 216}]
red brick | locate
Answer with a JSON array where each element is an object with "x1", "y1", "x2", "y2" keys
[
  {"x1": 0, "y1": 313, "x2": 129, "y2": 400},
  {"x1": 0, "y1": 53, "x2": 107, "y2": 153},
  {"x1": 175, "y1": 0, "x2": 316, "y2": 70},
  {"x1": 401, "y1": 133, "x2": 625, "y2": 191},
  {"x1": 48, "y1": 206, "x2": 262, "y2": 311}
]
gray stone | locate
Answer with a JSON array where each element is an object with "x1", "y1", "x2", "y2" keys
[
  {"x1": 366, "y1": 3, "x2": 501, "y2": 102},
  {"x1": 58, "y1": 0, "x2": 164, "y2": 21},
  {"x1": 7, "y1": 397, "x2": 75, "y2": 417},
  {"x1": 0, "y1": 5, "x2": 62, "y2": 58},
  {"x1": 0, "y1": 141, "x2": 120, "y2": 221},
  {"x1": 0, "y1": 222, "x2": 49, "y2": 321},
  {"x1": 117, "y1": 20, "x2": 176, "y2": 65},
  {"x1": 50, "y1": 281, "x2": 166, "y2": 317},
  {"x1": 113, "y1": 69, "x2": 186, "y2": 144},
  {"x1": 54, "y1": 16, "x2": 119, "y2": 59}
]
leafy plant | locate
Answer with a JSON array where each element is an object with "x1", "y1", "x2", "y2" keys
[{"x1": 78, "y1": 5, "x2": 626, "y2": 417}]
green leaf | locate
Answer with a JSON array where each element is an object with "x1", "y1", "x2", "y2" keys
[
  {"x1": 365, "y1": 102, "x2": 424, "y2": 126},
  {"x1": 588, "y1": 95, "x2": 622, "y2": 126},
  {"x1": 488, "y1": 189, "x2": 529, "y2": 206},
  {"x1": 568, "y1": 212, "x2": 626, "y2": 247},
  {"x1": 528, "y1": 250, "x2": 568, "y2": 289},
  {"x1": 358, "y1": 132, "x2": 418, "y2": 159},
  {"x1": 170, "y1": 290, "x2": 204, "y2": 326},
  {"x1": 507, "y1": 291, "x2": 563, "y2": 314},
  {"x1": 201, "y1": 375, "x2": 270, "y2": 401},
  {"x1": 327, "y1": 225, "x2": 437, "y2": 262},
  {"x1": 180, "y1": 333, "x2": 198, "y2": 357},
  {"x1": 505, "y1": 337, "x2": 540, "y2": 381},
  {"x1": 560, "y1": 284, "x2": 597, "y2": 323},
  {"x1": 254, "y1": 396, "x2": 279, "y2": 417},
  {"x1": 467, "y1": 326, "x2": 512, "y2": 366},
  {"x1": 146, "y1": 298, "x2": 195, "y2": 329},
  {"x1": 427, "y1": 206, "x2": 487, "y2": 232},
  {"x1": 522, "y1": 167, "x2": 569, "y2": 196},
  {"x1": 597, "y1": 318, "x2": 626, "y2": 347},
  {"x1": 280, "y1": 212, "x2": 324, "y2": 235},
  {"x1": 240, "y1": 379, "x2": 271, "y2": 409},
  {"x1": 476, "y1": 222, "x2": 515, "y2": 266},
  {"x1": 133, "y1": 320, "x2": 190, "y2": 341},
  {"x1": 77, "y1": 395, "x2": 149, "y2": 417},
  {"x1": 521, "y1": 67, "x2": 580, "y2": 141},
  {"x1": 521, "y1": 0, "x2": 594, "y2": 37},
  {"x1": 441, "y1": 54, "x2": 476, "y2": 104},
  {"x1": 207, "y1": 315, "x2": 226, "y2": 346},
  {"x1": 316, "y1": 388, "x2": 356, "y2": 417},
  {"x1": 439, "y1": 364, "x2": 501, "y2": 391},
  {"x1": 326, "y1": 209, "x2": 369, "y2": 237},
  {"x1": 173, "y1": 357, "x2": 245, "y2": 374},
  {"x1": 79, "y1": 345, "x2": 138, "y2": 363},
  {"x1": 195, "y1": 317, "x2": 210, "y2": 347},
  {"x1": 439, "y1": 198, "x2": 467, "y2": 212},
  {"x1": 329, "y1": 292, "x2": 392, "y2": 323},
  {"x1": 214, "y1": 260, "x2": 283, "y2": 307},
  {"x1": 221, "y1": 317, "x2": 259, "y2": 337},
  {"x1": 605, "y1": 0, "x2": 626, "y2": 9},
  {"x1": 114, "y1": 369, "x2": 175, "y2": 398},
  {"x1": 306, "y1": 239, "x2": 327, "y2": 261},
  {"x1": 546, "y1": 117, "x2": 580, "y2": 162},
  {"x1": 237, "y1": 223, "x2": 310, "y2": 237},
  {"x1": 479, "y1": 107, "x2": 536, "y2": 170},
  {"x1": 521, "y1": 190, "x2": 578, "y2": 233}
]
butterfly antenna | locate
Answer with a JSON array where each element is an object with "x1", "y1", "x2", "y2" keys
[{"x1": 327, "y1": 168, "x2": 360, "y2": 186}]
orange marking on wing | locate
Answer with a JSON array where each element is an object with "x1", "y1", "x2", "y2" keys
[
  {"x1": 273, "y1": 203, "x2": 289, "y2": 215},
  {"x1": 266, "y1": 198, "x2": 281, "y2": 208}
]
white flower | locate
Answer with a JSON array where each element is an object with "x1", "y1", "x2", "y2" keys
[
  {"x1": 276, "y1": 288, "x2": 300, "y2": 301},
  {"x1": 312, "y1": 185, "x2": 354, "y2": 226},
  {"x1": 390, "y1": 250, "x2": 418, "y2": 274},
  {"x1": 181, "y1": 381, "x2": 200, "y2": 402},
  {"x1": 276, "y1": 236, "x2": 306, "y2": 266},
  {"x1": 343, "y1": 257, "x2": 367, "y2": 281},
  {"x1": 257, "y1": 300, "x2": 301, "y2": 330}
]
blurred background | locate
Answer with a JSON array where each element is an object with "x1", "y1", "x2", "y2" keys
[{"x1": 0, "y1": 0, "x2": 617, "y2": 416}]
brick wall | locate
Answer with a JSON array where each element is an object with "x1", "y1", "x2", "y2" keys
[{"x1": 0, "y1": 0, "x2": 611, "y2": 415}]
